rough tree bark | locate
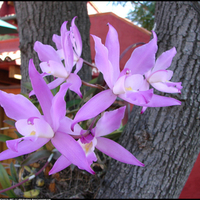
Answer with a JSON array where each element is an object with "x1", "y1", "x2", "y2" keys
[
  {"x1": 96, "y1": 1, "x2": 200, "y2": 198},
  {"x1": 14, "y1": 1, "x2": 91, "y2": 95}
]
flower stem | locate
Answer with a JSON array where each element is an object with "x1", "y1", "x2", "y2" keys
[
  {"x1": 0, "y1": 153, "x2": 54, "y2": 195},
  {"x1": 82, "y1": 80, "x2": 105, "y2": 90},
  {"x1": 120, "y1": 42, "x2": 145, "y2": 61},
  {"x1": 83, "y1": 59, "x2": 95, "y2": 68}
]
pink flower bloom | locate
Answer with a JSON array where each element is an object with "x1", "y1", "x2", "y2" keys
[
  {"x1": 52, "y1": 16, "x2": 83, "y2": 73},
  {"x1": 141, "y1": 47, "x2": 182, "y2": 94},
  {"x1": 138, "y1": 47, "x2": 182, "y2": 113},
  {"x1": 71, "y1": 23, "x2": 181, "y2": 130},
  {"x1": 49, "y1": 106, "x2": 144, "y2": 175},
  {"x1": 0, "y1": 59, "x2": 94, "y2": 175},
  {"x1": 31, "y1": 17, "x2": 83, "y2": 98}
]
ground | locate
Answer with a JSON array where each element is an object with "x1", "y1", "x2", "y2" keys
[{"x1": 13, "y1": 150, "x2": 108, "y2": 199}]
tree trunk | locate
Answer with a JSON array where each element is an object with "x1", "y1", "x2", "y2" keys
[
  {"x1": 96, "y1": 1, "x2": 200, "y2": 198},
  {"x1": 14, "y1": 1, "x2": 91, "y2": 95}
]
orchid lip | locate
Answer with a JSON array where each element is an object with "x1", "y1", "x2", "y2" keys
[
  {"x1": 126, "y1": 69, "x2": 131, "y2": 74},
  {"x1": 27, "y1": 117, "x2": 39, "y2": 125}
]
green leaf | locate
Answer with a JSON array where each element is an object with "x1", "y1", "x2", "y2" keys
[
  {"x1": 0, "y1": 163, "x2": 17, "y2": 197},
  {"x1": 14, "y1": 130, "x2": 23, "y2": 138},
  {"x1": 66, "y1": 99, "x2": 82, "y2": 109},
  {"x1": 21, "y1": 150, "x2": 52, "y2": 166},
  {"x1": 3, "y1": 119, "x2": 15, "y2": 127},
  {"x1": 103, "y1": 130, "x2": 122, "y2": 142},
  {"x1": 51, "y1": 84, "x2": 60, "y2": 96},
  {"x1": 10, "y1": 162, "x2": 18, "y2": 183},
  {"x1": 14, "y1": 156, "x2": 23, "y2": 162},
  {"x1": 103, "y1": 125, "x2": 126, "y2": 142},
  {"x1": 0, "y1": 134, "x2": 14, "y2": 142},
  {"x1": 21, "y1": 81, "x2": 32, "y2": 91}
]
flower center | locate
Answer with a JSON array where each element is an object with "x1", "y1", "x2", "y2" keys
[{"x1": 30, "y1": 131, "x2": 36, "y2": 136}]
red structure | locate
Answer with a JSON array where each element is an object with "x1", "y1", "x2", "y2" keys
[{"x1": 0, "y1": 1, "x2": 15, "y2": 17}]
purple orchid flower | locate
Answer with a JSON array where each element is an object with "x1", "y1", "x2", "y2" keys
[
  {"x1": 0, "y1": 59, "x2": 94, "y2": 175},
  {"x1": 31, "y1": 17, "x2": 83, "y2": 98},
  {"x1": 71, "y1": 24, "x2": 181, "y2": 130},
  {"x1": 52, "y1": 16, "x2": 83, "y2": 73},
  {"x1": 139, "y1": 47, "x2": 182, "y2": 113},
  {"x1": 141, "y1": 47, "x2": 182, "y2": 94},
  {"x1": 49, "y1": 106, "x2": 144, "y2": 175}
]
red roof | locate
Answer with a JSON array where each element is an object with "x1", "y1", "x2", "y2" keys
[{"x1": 0, "y1": 37, "x2": 19, "y2": 53}]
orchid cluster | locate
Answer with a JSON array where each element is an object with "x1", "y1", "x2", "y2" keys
[{"x1": 0, "y1": 16, "x2": 182, "y2": 184}]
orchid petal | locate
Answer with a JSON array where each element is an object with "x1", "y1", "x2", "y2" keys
[
  {"x1": 141, "y1": 94, "x2": 181, "y2": 107},
  {"x1": 51, "y1": 131, "x2": 95, "y2": 174},
  {"x1": 0, "y1": 90, "x2": 41, "y2": 121},
  {"x1": 74, "y1": 58, "x2": 83, "y2": 74},
  {"x1": 29, "y1": 59, "x2": 53, "y2": 125},
  {"x1": 47, "y1": 60, "x2": 69, "y2": 78},
  {"x1": 119, "y1": 68, "x2": 131, "y2": 78},
  {"x1": 52, "y1": 34, "x2": 62, "y2": 50},
  {"x1": 29, "y1": 77, "x2": 65, "y2": 97},
  {"x1": 56, "y1": 49, "x2": 64, "y2": 60},
  {"x1": 41, "y1": 72, "x2": 50, "y2": 78},
  {"x1": 67, "y1": 73, "x2": 83, "y2": 98},
  {"x1": 140, "y1": 78, "x2": 150, "y2": 91},
  {"x1": 113, "y1": 75, "x2": 126, "y2": 95},
  {"x1": 47, "y1": 77, "x2": 65, "y2": 91},
  {"x1": 77, "y1": 138, "x2": 97, "y2": 165},
  {"x1": 94, "y1": 106, "x2": 126, "y2": 137},
  {"x1": 165, "y1": 81, "x2": 182, "y2": 91},
  {"x1": 148, "y1": 70, "x2": 171, "y2": 83},
  {"x1": 71, "y1": 89, "x2": 116, "y2": 131},
  {"x1": 151, "y1": 82, "x2": 182, "y2": 93},
  {"x1": 15, "y1": 119, "x2": 36, "y2": 137},
  {"x1": 6, "y1": 137, "x2": 24, "y2": 152},
  {"x1": 153, "y1": 47, "x2": 177, "y2": 72},
  {"x1": 0, "y1": 138, "x2": 49, "y2": 161},
  {"x1": 58, "y1": 116, "x2": 82, "y2": 136},
  {"x1": 6, "y1": 136, "x2": 39, "y2": 152},
  {"x1": 124, "y1": 31, "x2": 158, "y2": 75},
  {"x1": 34, "y1": 118, "x2": 54, "y2": 138},
  {"x1": 50, "y1": 82, "x2": 71, "y2": 131},
  {"x1": 34, "y1": 41, "x2": 60, "y2": 63},
  {"x1": 96, "y1": 137, "x2": 144, "y2": 167},
  {"x1": 125, "y1": 74, "x2": 144, "y2": 90},
  {"x1": 60, "y1": 21, "x2": 68, "y2": 45},
  {"x1": 119, "y1": 89, "x2": 153, "y2": 106},
  {"x1": 166, "y1": 70, "x2": 174, "y2": 80},
  {"x1": 49, "y1": 155, "x2": 71, "y2": 175},
  {"x1": 40, "y1": 62, "x2": 52, "y2": 75},
  {"x1": 105, "y1": 23, "x2": 120, "y2": 82},
  {"x1": 141, "y1": 106, "x2": 148, "y2": 114},
  {"x1": 16, "y1": 118, "x2": 54, "y2": 138},
  {"x1": 91, "y1": 34, "x2": 114, "y2": 89},
  {"x1": 85, "y1": 151, "x2": 97, "y2": 166},
  {"x1": 63, "y1": 31, "x2": 74, "y2": 73},
  {"x1": 70, "y1": 17, "x2": 82, "y2": 57}
]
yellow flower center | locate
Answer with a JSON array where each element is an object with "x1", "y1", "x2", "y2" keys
[
  {"x1": 84, "y1": 142, "x2": 93, "y2": 154},
  {"x1": 30, "y1": 131, "x2": 36, "y2": 136},
  {"x1": 125, "y1": 86, "x2": 133, "y2": 91}
]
